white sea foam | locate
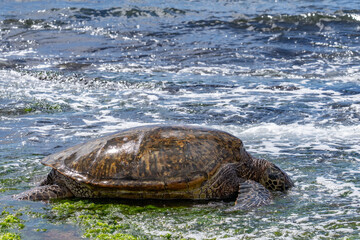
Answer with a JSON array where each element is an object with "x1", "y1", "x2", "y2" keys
[
  {"x1": 317, "y1": 176, "x2": 360, "y2": 198},
  {"x1": 1, "y1": 69, "x2": 359, "y2": 161},
  {"x1": 207, "y1": 123, "x2": 360, "y2": 157},
  {"x1": 1, "y1": 49, "x2": 36, "y2": 57},
  {"x1": 1, "y1": 69, "x2": 359, "y2": 142}
]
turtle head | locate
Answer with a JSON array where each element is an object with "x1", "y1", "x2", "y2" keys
[{"x1": 259, "y1": 163, "x2": 294, "y2": 192}]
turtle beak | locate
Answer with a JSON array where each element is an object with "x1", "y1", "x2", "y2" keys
[{"x1": 284, "y1": 172, "x2": 294, "y2": 190}]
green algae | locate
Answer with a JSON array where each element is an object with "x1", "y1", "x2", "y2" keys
[
  {"x1": 0, "y1": 211, "x2": 24, "y2": 240},
  {"x1": 48, "y1": 200, "x2": 205, "y2": 239},
  {"x1": 1, "y1": 196, "x2": 360, "y2": 239},
  {"x1": 0, "y1": 233, "x2": 21, "y2": 240},
  {"x1": 2, "y1": 182, "x2": 360, "y2": 240},
  {"x1": 22, "y1": 100, "x2": 65, "y2": 114},
  {"x1": 49, "y1": 200, "x2": 144, "y2": 239}
]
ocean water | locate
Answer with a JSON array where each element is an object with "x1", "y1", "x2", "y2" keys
[{"x1": 1, "y1": 0, "x2": 360, "y2": 239}]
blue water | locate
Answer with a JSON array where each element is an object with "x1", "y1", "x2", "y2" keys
[{"x1": 1, "y1": 0, "x2": 360, "y2": 239}]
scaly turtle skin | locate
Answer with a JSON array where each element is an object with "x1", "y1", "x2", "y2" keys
[{"x1": 14, "y1": 125, "x2": 294, "y2": 210}]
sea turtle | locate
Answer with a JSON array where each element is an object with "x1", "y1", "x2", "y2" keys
[{"x1": 14, "y1": 125, "x2": 294, "y2": 209}]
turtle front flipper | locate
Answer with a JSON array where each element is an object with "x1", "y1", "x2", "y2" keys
[
  {"x1": 231, "y1": 180, "x2": 272, "y2": 210},
  {"x1": 14, "y1": 185, "x2": 73, "y2": 201}
]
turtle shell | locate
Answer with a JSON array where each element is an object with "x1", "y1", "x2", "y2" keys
[{"x1": 42, "y1": 125, "x2": 243, "y2": 191}]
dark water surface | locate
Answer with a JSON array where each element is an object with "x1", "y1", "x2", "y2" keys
[{"x1": 1, "y1": 0, "x2": 360, "y2": 239}]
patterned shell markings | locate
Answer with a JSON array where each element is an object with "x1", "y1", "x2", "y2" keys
[{"x1": 41, "y1": 126, "x2": 243, "y2": 190}]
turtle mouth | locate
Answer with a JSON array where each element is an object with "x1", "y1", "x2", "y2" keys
[{"x1": 284, "y1": 173, "x2": 295, "y2": 190}]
